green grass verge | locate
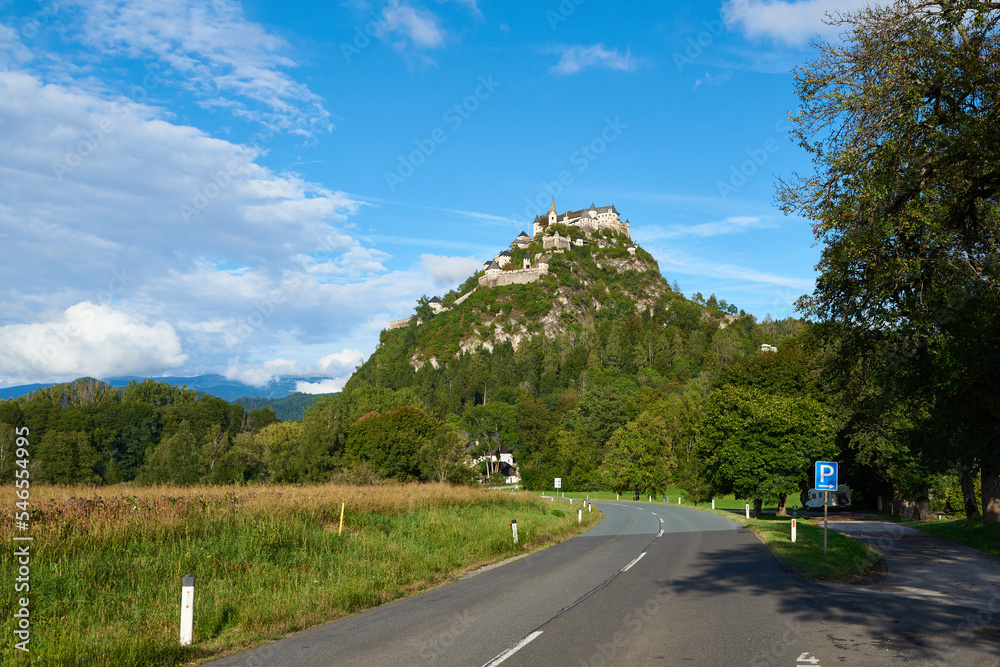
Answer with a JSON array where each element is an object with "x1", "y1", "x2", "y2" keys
[
  {"x1": 0, "y1": 483, "x2": 600, "y2": 666},
  {"x1": 740, "y1": 515, "x2": 882, "y2": 581},
  {"x1": 900, "y1": 517, "x2": 1000, "y2": 558}
]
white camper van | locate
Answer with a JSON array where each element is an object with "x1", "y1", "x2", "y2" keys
[{"x1": 802, "y1": 485, "x2": 851, "y2": 510}]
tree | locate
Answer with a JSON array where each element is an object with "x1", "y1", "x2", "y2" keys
[
  {"x1": 779, "y1": 1, "x2": 1000, "y2": 524},
  {"x1": 34, "y1": 431, "x2": 98, "y2": 485},
  {"x1": 599, "y1": 412, "x2": 675, "y2": 499},
  {"x1": 258, "y1": 421, "x2": 307, "y2": 483},
  {"x1": 419, "y1": 422, "x2": 472, "y2": 483},
  {"x1": 698, "y1": 386, "x2": 836, "y2": 517},
  {"x1": 139, "y1": 421, "x2": 203, "y2": 485},
  {"x1": 0, "y1": 423, "x2": 15, "y2": 484},
  {"x1": 345, "y1": 406, "x2": 438, "y2": 481},
  {"x1": 414, "y1": 295, "x2": 434, "y2": 321}
]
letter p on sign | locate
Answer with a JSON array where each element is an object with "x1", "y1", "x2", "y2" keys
[{"x1": 815, "y1": 461, "x2": 838, "y2": 491}]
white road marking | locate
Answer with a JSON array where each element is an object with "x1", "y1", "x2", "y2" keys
[
  {"x1": 657, "y1": 529, "x2": 664, "y2": 538},
  {"x1": 620, "y1": 552, "x2": 647, "y2": 572},
  {"x1": 482, "y1": 631, "x2": 543, "y2": 666}
]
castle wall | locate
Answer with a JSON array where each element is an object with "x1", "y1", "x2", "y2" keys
[
  {"x1": 543, "y1": 234, "x2": 570, "y2": 251},
  {"x1": 478, "y1": 266, "x2": 548, "y2": 288}
]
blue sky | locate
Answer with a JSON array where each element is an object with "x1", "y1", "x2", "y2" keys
[{"x1": 0, "y1": 0, "x2": 872, "y2": 392}]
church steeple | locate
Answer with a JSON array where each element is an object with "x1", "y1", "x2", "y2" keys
[{"x1": 548, "y1": 198, "x2": 557, "y2": 227}]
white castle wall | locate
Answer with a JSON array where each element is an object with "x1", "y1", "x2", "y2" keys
[{"x1": 478, "y1": 266, "x2": 548, "y2": 288}]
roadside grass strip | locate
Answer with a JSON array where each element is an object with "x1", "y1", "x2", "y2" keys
[
  {"x1": 741, "y1": 515, "x2": 882, "y2": 581},
  {"x1": 899, "y1": 517, "x2": 1000, "y2": 559},
  {"x1": 0, "y1": 483, "x2": 601, "y2": 666}
]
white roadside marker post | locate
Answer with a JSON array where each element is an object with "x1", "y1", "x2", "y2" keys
[
  {"x1": 711, "y1": 499, "x2": 715, "y2": 509},
  {"x1": 180, "y1": 574, "x2": 194, "y2": 646},
  {"x1": 511, "y1": 519, "x2": 518, "y2": 544},
  {"x1": 791, "y1": 518, "x2": 797, "y2": 543},
  {"x1": 745, "y1": 503, "x2": 750, "y2": 519},
  {"x1": 678, "y1": 497, "x2": 682, "y2": 505},
  {"x1": 578, "y1": 508, "x2": 582, "y2": 523},
  {"x1": 588, "y1": 502, "x2": 592, "y2": 512}
]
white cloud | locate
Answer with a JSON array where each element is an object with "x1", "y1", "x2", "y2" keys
[
  {"x1": 223, "y1": 358, "x2": 299, "y2": 386},
  {"x1": 318, "y1": 349, "x2": 366, "y2": 372},
  {"x1": 722, "y1": 0, "x2": 878, "y2": 46},
  {"x1": 421, "y1": 254, "x2": 483, "y2": 286},
  {"x1": 0, "y1": 302, "x2": 186, "y2": 379},
  {"x1": 0, "y1": 68, "x2": 440, "y2": 381},
  {"x1": 222, "y1": 348, "x2": 366, "y2": 390},
  {"x1": 635, "y1": 216, "x2": 778, "y2": 241},
  {"x1": 382, "y1": 1, "x2": 446, "y2": 48},
  {"x1": 653, "y1": 248, "x2": 815, "y2": 290},
  {"x1": 296, "y1": 377, "x2": 351, "y2": 394},
  {"x1": 550, "y1": 44, "x2": 636, "y2": 76},
  {"x1": 70, "y1": 0, "x2": 331, "y2": 134}
]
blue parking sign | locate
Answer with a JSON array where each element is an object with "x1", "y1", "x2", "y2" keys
[{"x1": 815, "y1": 461, "x2": 838, "y2": 491}]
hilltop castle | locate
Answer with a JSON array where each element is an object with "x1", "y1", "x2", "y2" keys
[
  {"x1": 532, "y1": 199, "x2": 631, "y2": 239},
  {"x1": 390, "y1": 201, "x2": 637, "y2": 329},
  {"x1": 479, "y1": 200, "x2": 635, "y2": 288}
]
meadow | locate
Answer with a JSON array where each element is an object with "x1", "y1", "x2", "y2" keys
[{"x1": 0, "y1": 483, "x2": 599, "y2": 666}]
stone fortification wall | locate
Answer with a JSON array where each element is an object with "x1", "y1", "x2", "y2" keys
[
  {"x1": 543, "y1": 234, "x2": 571, "y2": 251},
  {"x1": 389, "y1": 317, "x2": 415, "y2": 330},
  {"x1": 478, "y1": 267, "x2": 548, "y2": 288}
]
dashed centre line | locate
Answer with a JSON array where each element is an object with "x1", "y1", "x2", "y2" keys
[
  {"x1": 620, "y1": 552, "x2": 647, "y2": 572},
  {"x1": 482, "y1": 631, "x2": 543, "y2": 666}
]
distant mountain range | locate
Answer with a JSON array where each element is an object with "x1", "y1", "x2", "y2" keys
[{"x1": 0, "y1": 374, "x2": 333, "y2": 402}]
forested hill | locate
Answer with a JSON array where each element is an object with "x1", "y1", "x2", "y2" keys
[
  {"x1": 349, "y1": 234, "x2": 802, "y2": 413},
  {"x1": 342, "y1": 232, "x2": 808, "y2": 490}
]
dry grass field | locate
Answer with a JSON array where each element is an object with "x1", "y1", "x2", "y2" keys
[{"x1": 0, "y1": 482, "x2": 598, "y2": 666}]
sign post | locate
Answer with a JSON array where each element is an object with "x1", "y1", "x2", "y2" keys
[{"x1": 815, "y1": 461, "x2": 839, "y2": 555}]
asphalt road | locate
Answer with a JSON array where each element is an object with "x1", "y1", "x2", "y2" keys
[{"x1": 206, "y1": 502, "x2": 1000, "y2": 667}]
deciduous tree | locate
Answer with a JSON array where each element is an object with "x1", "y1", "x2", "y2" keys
[
  {"x1": 780, "y1": 1, "x2": 1000, "y2": 523},
  {"x1": 698, "y1": 386, "x2": 836, "y2": 517}
]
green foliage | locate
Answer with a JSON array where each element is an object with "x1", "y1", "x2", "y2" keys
[
  {"x1": 233, "y1": 394, "x2": 316, "y2": 421},
  {"x1": 780, "y1": 0, "x2": 1000, "y2": 522},
  {"x1": 346, "y1": 406, "x2": 439, "y2": 481},
  {"x1": 138, "y1": 421, "x2": 203, "y2": 485},
  {"x1": 698, "y1": 386, "x2": 837, "y2": 508},
  {"x1": 35, "y1": 430, "x2": 99, "y2": 485},
  {"x1": 599, "y1": 412, "x2": 675, "y2": 497}
]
